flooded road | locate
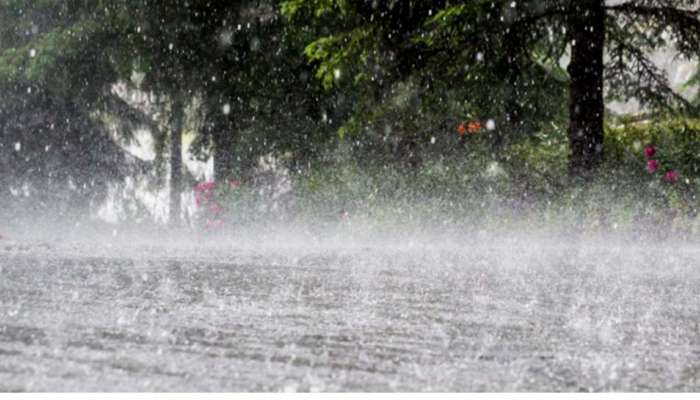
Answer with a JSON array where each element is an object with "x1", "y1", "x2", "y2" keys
[{"x1": 1, "y1": 238, "x2": 700, "y2": 391}]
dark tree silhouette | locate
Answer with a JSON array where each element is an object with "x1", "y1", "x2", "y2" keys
[{"x1": 568, "y1": 0, "x2": 606, "y2": 177}]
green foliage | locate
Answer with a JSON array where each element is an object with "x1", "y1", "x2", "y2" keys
[
  {"x1": 286, "y1": 0, "x2": 700, "y2": 178},
  {"x1": 281, "y1": 0, "x2": 351, "y2": 18},
  {"x1": 304, "y1": 26, "x2": 373, "y2": 89},
  {"x1": 0, "y1": 20, "x2": 121, "y2": 102},
  {"x1": 0, "y1": 2, "x2": 145, "y2": 213},
  {"x1": 245, "y1": 114, "x2": 699, "y2": 235},
  {"x1": 606, "y1": 117, "x2": 700, "y2": 177},
  {"x1": 285, "y1": 0, "x2": 572, "y2": 160}
]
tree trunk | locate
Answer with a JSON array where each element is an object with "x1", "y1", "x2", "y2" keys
[
  {"x1": 567, "y1": 0, "x2": 606, "y2": 178},
  {"x1": 169, "y1": 97, "x2": 184, "y2": 226},
  {"x1": 496, "y1": 25, "x2": 525, "y2": 152},
  {"x1": 213, "y1": 121, "x2": 236, "y2": 182}
]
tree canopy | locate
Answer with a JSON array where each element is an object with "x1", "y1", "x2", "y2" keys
[{"x1": 282, "y1": 0, "x2": 700, "y2": 174}]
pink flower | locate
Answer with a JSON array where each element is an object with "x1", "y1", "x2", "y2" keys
[
  {"x1": 644, "y1": 145, "x2": 656, "y2": 158},
  {"x1": 205, "y1": 219, "x2": 225, "y2": 229},
  {"x1": 195, "y1": 181, "x2": 216, "y2": 194},
  {"x1": 195, "y1": 181, "x2": 217, "y2": 208},
  {"x1": 646, "y1": 159, "x2": 659, "y2": 173},
  {"x1": 228, "y1": 180, "x2": 241, "y2": 189},
  {"x1": 209, "y1": 202, "x2": 224, "y2": 214},
  {"x1": 664, "y1": 169, "x2": 678, "y2": 184},
  {"x1": 196, "y1": 191, "x2": 214, "y2": 207}
]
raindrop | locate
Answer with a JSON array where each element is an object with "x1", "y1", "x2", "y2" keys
[
  {"x1": 29, "y1": 48, "x2": 36, "y2": 57},
  {"x1": 250, "y1": 37, "x2": 261, "y2": 52},
  {"x1": 486, "y1": 119, "x2": 496, "y2": 131},
  {"x1": 222, "y1": 103, "x2": 231, "y2": 115},
  {"x1": 219, "y1": 30, "x2": 233, "y2": 46}
]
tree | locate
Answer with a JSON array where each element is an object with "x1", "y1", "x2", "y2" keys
[
  {"x1": 0, "y1": 0, "x2": 353, "y2": 225},
  {"x1": 567, "y1": 0, "x2": 605, "y2": 177},
  {"x1": 0, "y1": 1, "x2": 141, "y2": 217},
  {"x1": 282, "y1": 1, "x2": 569, "y2": 166},
  {"x1": 573, "y1": 0, "x2": 700, "y2": 176},
  {"x1": 126, "y1": 1, "x2": 342, "y2": 189},
  {"x1": 283, "y1": 0, "x2": 700, "y2": 177}
]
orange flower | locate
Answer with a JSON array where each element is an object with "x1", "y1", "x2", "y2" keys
[
  {"x1": 457, "y1": 122, "x2": 466, "y2": 136},
  {"x1": 467, "y1": 121, "x2": 481, "y2": 134}
]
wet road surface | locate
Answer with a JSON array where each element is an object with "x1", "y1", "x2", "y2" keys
[{"x1": 1, "y1": 240, "x2": 700, "y2": 391}]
